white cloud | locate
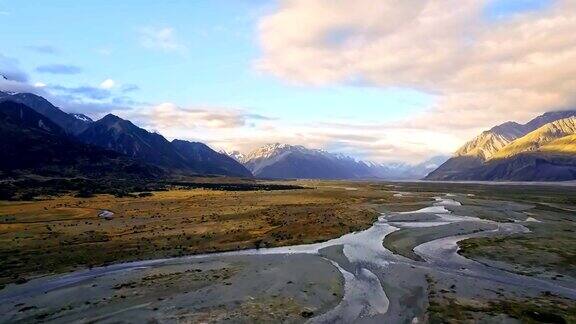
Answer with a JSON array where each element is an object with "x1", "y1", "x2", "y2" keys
[
  {"x1": 115, "y1": 103, "x2": 456, "y2": 163},
  {"x1": 34, "y1": 82, "x2": 47, "y2": 88},
  {"x1": 257, "y1": 0, "x2": 576, "y2": 133},
  {"x1": 123, "y1": 103, "x2": 271, "y2": 130},
  {"x1": 99, "y1": 78, "x2": 115, "y2": 89},
  {"x1": 138, "y1": 27, "x2": 187, "y2": 53},
  {"x1": 0, "y1": 54, "x2": 29, "y2": 82}
]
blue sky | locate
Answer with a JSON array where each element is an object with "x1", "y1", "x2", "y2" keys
[
  {"x1": 0, "y1": 0, "x2": 430, "y2": 122},
  {"x1": 0, "y1": 0, "x2": 567, "y2": 162},
  {"x1": 484, "y1": 0, "x2": 553, "y2": 19}
]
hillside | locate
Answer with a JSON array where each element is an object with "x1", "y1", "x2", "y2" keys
[
  {"x1": 427, "y1": 111, "x2": 576, "y2": 181},
  {"x1": 492, "y1": 117, "x2": 576, "y2": 159}
]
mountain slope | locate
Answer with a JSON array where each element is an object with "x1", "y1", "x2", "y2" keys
[
  {"x1": 0, "y1": 91, "x2": 91, "y2": 134},
  {"x1": 455, "y1": 122, "x2": 526, "y2": 160},
  {"x1": 172, "y1": 140, "x2": 252, "y2": 177},
  {"x1": 427, "y1": 121, "x2": 531, "y2": 180},
  {"x1": 427, "y1": 111, "x2": 576, "y2": 181},
  {"x1": 442, "y1": 154, "x2": 576, "y2": 181},
  {"x1": 78, "y1": 114, "x2": 191, "y2": 171},
  {"x1": 0, "y1": 101, "x2": 161, "y2": 178},
  {"x1": 492, "y1": 117, "x2": 576, "y2": 159},
  {"x1": 542, "y1": 134, "x2": 576, "y2": 154}
]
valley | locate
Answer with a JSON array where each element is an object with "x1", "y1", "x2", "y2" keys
[{"x1": 0, "y1": 180, "x2": 574, "y2": 323}]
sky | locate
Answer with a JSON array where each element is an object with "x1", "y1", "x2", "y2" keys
[{"x1": 0, "y1": 0, "x2": 573, "y2": 163}]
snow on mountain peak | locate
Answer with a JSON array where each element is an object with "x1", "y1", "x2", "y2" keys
[{"x1": 70, "y1": 113, "x2": 93, "y2": 123}]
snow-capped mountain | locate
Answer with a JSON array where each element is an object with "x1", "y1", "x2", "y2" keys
[
  {"x1": 231, "y1": 143, "x2": 447, "y2": 180},
  {"x1": 223, "y1": 150, "x2": 246, "y2": 163}
]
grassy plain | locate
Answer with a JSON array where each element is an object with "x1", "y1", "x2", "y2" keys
[{"x1": 0, "y1": 180, "x2": 425, "y2": 288}]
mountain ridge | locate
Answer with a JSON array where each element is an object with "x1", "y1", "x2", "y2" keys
[
  {"x1": 493, "y1": 117, "x2": 576, "y2": 159},
  {"x1": 427, "y1": 110, "x2": 576, "y2": 181},
  {"x1": 0, "y1": 91, "x2": 92, "y2": 135},
  {"x1": 0, "y1": 100, "x2": 162, "y2": 178},
  {"x1": 0, "y1": 92, "x2": 253, "y2": 178},
  {"x1": 237, "y1": 143, "x2": 447, "y2": 180}
]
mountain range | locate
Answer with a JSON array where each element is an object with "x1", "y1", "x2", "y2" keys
[
  {"x1": 0, "y1": 101, "x2": 162, "y2": 178},
  {"x1": 2, "y1": 89, "x2": 574, "y2": 182},
  {"x1": 426, "y1": 111, "x2": 576, "y2": 181},
  {"x1": 0, "y1": 91, "x2": 251, "y2": 179},
  {"x1": 229, "y1": 143, "x2": 447, "y2": 180},
  {"x1": 0, "y1": 90, "x2": 441, "y2": 181}
]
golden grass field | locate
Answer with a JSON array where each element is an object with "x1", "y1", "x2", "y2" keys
[{"x1": 0, "y1": 180, "x2": 434, "y2": 288}]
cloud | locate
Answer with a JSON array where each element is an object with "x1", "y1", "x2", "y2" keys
[
  {"x1": 50, "y1": 85, "x2": 111, "y2": 100},
  {"x1": 127, "y1": 103, "x2": 269, "y2": 130},
  {"x1": 99, "y1": 78, "x2": 115, "y2": 89},
  {"x1": 0, "y1": 77, "x2": 107, "y2": 116},
  {"x1": 115, "y1": 101, "x2": 452, "y2": 163},
  {"x1": 257, "y1": 0, "x2": 576, "y2": 129},
  {"x1": 138, "y1": 27, "x2": 188, "y2": 53},
  {"x1": 0, "y1": 54, "x2": 29, "y2": 82},
  {"x1": 26, "y1": 45, "x2": 59, "y2": 55},
  {"x1": 0, "y1": 62, "x2": 137, "y2": 116},
  {"x1": 36, "y1": 64, "x2": 82, "y2": 75},
  {"x1": 120, "y1": 84, "x2": 139, "y2": 93}
]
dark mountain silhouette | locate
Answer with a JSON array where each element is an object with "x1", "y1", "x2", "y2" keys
[
  {"x1": 0, "y1": 91, "x2": 91, "y2": 134},
  {"x1": 77, "y1": 114, "x2": 192, "y2": 171},
  {"x1": 78, "y1": 114, "x2": 253, "y2": 177},
  {"x1": 0, "y1": 101, "x2": 162, "y2": 178}
]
